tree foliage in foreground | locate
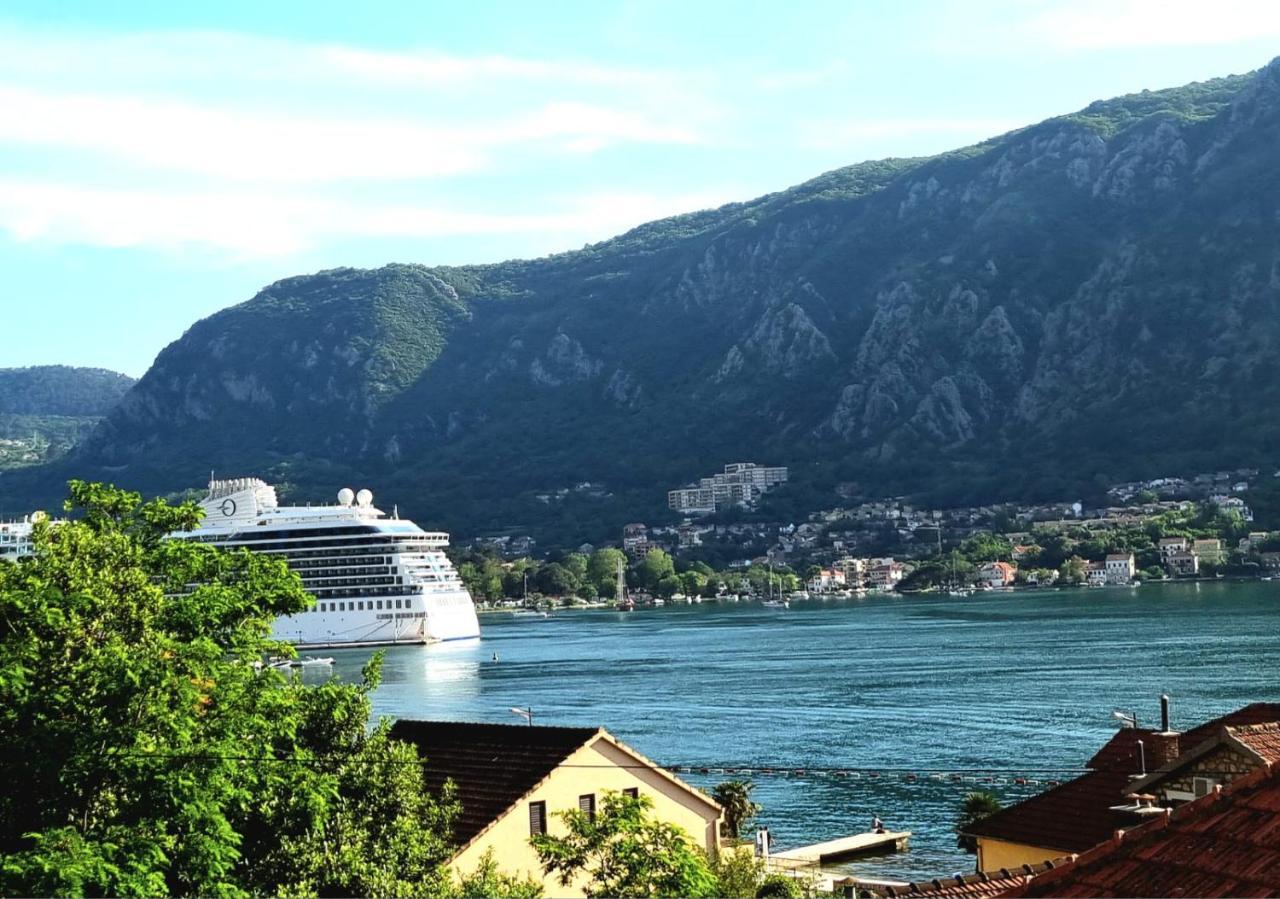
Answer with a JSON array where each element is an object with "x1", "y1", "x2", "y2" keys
[
  {"x1": 531, "y1": 791, "x2": 718, "y2": 898},
  {"x1": 0, "y1": 481, "x2": 459, "y2": 898}
]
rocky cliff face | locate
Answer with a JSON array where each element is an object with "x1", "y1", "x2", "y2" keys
[{"x1": 14, "y1": 61, "x2": 1280, "y2": 540}]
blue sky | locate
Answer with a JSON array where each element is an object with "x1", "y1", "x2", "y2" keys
[{"x1": 3, "y1": 0, "x2": 1279, "y2": 376}]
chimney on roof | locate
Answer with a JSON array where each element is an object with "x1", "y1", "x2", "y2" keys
[{"x1": 1148, "y1": 694, "x2": 1181, "y2": 769}]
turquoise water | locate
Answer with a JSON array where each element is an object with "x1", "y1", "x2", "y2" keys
[{"x1": 317, "y1": 582, "x2": 1280, "y2": 880}]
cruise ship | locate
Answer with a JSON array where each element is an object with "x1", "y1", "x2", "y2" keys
[{"x1": 170, "y1": 478, "x2": 480, "y2": 647}]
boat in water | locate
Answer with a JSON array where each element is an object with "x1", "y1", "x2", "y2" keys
[{"x1": 171, "y1": 478, "x2": 480, "y2": 648}]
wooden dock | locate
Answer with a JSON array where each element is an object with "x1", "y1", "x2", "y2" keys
[{"x1": 771, "y1": 830, "x2": 910, "y2": 867}]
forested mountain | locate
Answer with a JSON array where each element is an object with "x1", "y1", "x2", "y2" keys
[
  {"x1": 9, "y1": 60, "x2": 1280, "y2": 543},
  {"x1": 0, "y1": 367, "x2": 135, "y2": 475},
  {"x1": 0, "y1": 366, "x2": 135, "y2": 417}
]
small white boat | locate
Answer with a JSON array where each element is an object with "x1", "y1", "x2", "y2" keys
[
  {"x1": 512, "y1": 609, "x2": 549, "y2": 618},
  {"x1": 298, "y1": 656, "x2": 335, "y2": 667},
  {"x1": 763, "y1": 599, "x2": 789, "y2": 609}
]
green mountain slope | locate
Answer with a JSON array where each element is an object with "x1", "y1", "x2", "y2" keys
[
  {"x1": 0, "y1": 366, "x2": 136, "y2": 475},
  {"x1": 10, "y1": 61, "x2": 1280, "y2": 542}
]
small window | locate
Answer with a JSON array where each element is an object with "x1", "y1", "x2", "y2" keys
[
  {"x1": 376, "y1": 600, "x2": 383, "y2": 610},
  {"x1": 529, "y1": 800, "x2": 547, "y2": 836},
  {"x1": 578, "y1": 793, "x2": 596, "y2": 819},
  {"x1": 623, "y1": 787, "x2": 639, "y2": 800}
]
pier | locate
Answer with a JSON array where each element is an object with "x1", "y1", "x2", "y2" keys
[{"x1": 770, "y1": 830, "x2": 911, "y2": 868}]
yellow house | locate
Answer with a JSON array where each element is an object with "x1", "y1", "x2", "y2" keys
[{"x1": 389, "y1": 720, "x2": 722, "y2": 898}]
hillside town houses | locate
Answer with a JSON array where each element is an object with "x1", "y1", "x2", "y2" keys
[{"x1": 461, "y1": 465, "x2": 1272, "y2": 596}]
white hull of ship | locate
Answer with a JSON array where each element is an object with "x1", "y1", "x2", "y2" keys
[{"x1": 271, "y1": 590, "x2": 480, "y2": 649}]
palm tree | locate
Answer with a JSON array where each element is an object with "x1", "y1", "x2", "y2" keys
[
  {"x1": 712, "y1": 779, "x2": 762, "y2": 840},
  {"x1": 956, "y1": 790, "x2": 1002, "y2": 852}
]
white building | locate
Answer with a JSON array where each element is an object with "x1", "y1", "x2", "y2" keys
[
  {"x1": 0, "y1": 516, "x2": 38, "y2": 560},
  {"x1": 668, "y1": 463, "x2": 788, "y2": 515},
  {"x1": 1086, "y1": 561, "x2": 1108, "y2": 586},
  {"x1": 1105, "y1": 553, "x2": 1135, "y2": 585}
]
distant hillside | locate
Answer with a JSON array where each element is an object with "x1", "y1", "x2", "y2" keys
[
  {"x1": 0, "y1": 366, "x2": 135, "y2": 417},
  {"x1": 9, "y1": 60, "x2": 1280, "y2": 544},
  {"x1": 0, "y1": 366, "x2": 135, "y2": 476}
]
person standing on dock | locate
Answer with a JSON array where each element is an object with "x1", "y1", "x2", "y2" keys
[{"x1": 872, "y1": 815, "x2": 885, "y2": 833}]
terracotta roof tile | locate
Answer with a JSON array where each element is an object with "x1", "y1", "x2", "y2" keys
[
  {"x1": 962, "y1": 769, "x2": 1135, "y2": 853},
  {"x1": 966, "y1": 704, "x2": 1280, "y2": 855},
  {"x1": 1003, "y1": 764, "x2": 1280, "y2": 897},
  {"x1": 389, "y1": 720, "x2": 598, "y2": 847},
  {"x1": 840, "y1": 860, "x2": 1070, "y2": 899},
  {"x1": 1231, "y1": 723, "x2": 1280, "y2": 765}
]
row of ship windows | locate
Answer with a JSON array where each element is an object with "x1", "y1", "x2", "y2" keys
[
  {"x1": 312, "y1": 598, "x2": 418, "y2": 613},
  {"x1": 309, "y1": 586, "x2": 411, "y2": 598},
  {"x1": 296, "y1": 568, "x2": 396, "y2": 581},
  {"x1": 305, "y1": 576, "x2": 400, "y2": 589},
  {"x1": 292, "y1": 556, "x2": 392, "y2": 570}
]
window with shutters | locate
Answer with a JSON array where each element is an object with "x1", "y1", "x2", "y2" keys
[
  {"x1": 579, "y1": 793, "x2": 596, "y2": 819},
  {"x1": 529, "y1": 800, "x2": 547, "y2": 835}
]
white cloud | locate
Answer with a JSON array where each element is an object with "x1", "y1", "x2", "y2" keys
[
  {"x1": 1013, "y1": 0, "x2": 1280, "y2": 51},
  {"x1": 0, "y1": 85, "x2": 700, "y2": 183},
  {"x1": 0, "y1": 178, "x2": 736, "y2": 258}
]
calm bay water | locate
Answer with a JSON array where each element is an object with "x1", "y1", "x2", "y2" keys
[{"x1": 316, "y1": 581, "x2": 1280, "y2": 880}]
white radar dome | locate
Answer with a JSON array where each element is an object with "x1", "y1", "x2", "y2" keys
[
  {"x1": 337, "y1": 488, "x2": 355, "y2": 506},
  {"x1": 356, "y1": 489, "x2": 373, "y2": 507}
]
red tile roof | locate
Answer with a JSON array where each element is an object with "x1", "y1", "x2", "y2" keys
[
  {"x1": 964, "y1": 704, "x2": 1280, "y2": 854},
  {"x1": 1086, "y1": 728, "x2": 1157, "y2": 773},
  {"x1": 1229, "y1": 723, "x2": 1280, "y2": 765},
  {"x1": 841, "y1": 860, "x2": 1070, "y2": 899},
  {"x1": 963, "y1": 769, "x2": 1136, "y2": 853},
  {"x1": 389, "y1": 720, "x2": 599, "y2": 847},
  {"x1": 1002, "y1": 762, "x2": 1280, "y2": 897}
]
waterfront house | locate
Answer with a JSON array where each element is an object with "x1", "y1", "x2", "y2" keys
[
  {"x1": 1104, "y1": 553, "x2": 1135, "y2": 585},
  {"x1": 961, "y1": 702, "x2": 1280, "y2": 872},
  {"x1": 868, "y1": 561, "x2": 905, "y2": 590},
  {"x1": 1191, "y1": 538, "x2": 1224, "y2": 564},
  {"x1": 838, "y1": 557, "x2": 868, "y2": 589},
  {"x1": 1166, "y1": 550, "x2": 1199, "y2": 577},
  {"x1": 808, "y1": 567, "x2": 846, "y2": 593},
  {"x1": 978, "y1": 561, "x2": 1017, "y2": 588},
  {"x1": 1003, "y1": 761, "x2": 1280, "y2": 897},
  {"x1": 1157, "y1": 536, "x2": 1188, "y2": 559},
  {"x1": 389, "y1": 720, "x2": 722, "y2": 898},
  {"x1": 1085, "y1": 561, "x2": 1108, "y2": 587}
]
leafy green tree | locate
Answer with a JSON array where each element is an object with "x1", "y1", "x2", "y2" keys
[
  {"x1": 678, "y1": 571, "x2": 707, "y2": 597},
  {"x1": 0, "y1": 481, "x2": 458, "y2": 898},
  {"x1": 711, "y1": 780, "x2": 761, "y2": 839},
  {"x1": 536, "y1": 562, "x2": 578, "y2": 597},
  {"x1": 587, "y1": 548, "x2": 627, "y2": 595},
  {"x1": 956, "y1": 790, "x2": 1002, "y2": 852},
  {"x1": 563, "y1": 552, "x2": 589, "y2": 580},
  {"x1": 656, "y1": 575, "x2": 682, "y2": 599},
  {"x1": 755, "y1": 873, "x2": 803, "y2": 897},
  {"x1": 532, "y1": 791, "x2": 717, "y2": 898},
  {"x1": 1059, "y1": 555, "x2": 1087, "y2": 585},
  {"x1": 637, "y1": 549, "x2": 676, "y2": 590},
  {"x1": 708, "y1": 849, "x2": 765, "y2": 899},
  {"x1": 454, "y1": 850, "x2": 544, "y2": 898}
]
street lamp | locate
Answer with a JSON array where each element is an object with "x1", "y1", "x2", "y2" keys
[{"x1": 1112, "y1": 710, "x2": 1139, "y2": 729}]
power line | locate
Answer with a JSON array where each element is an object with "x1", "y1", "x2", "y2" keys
[{"x1": 95, "y1": 751, "x2": 1083, "y2": 782}]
